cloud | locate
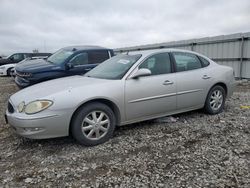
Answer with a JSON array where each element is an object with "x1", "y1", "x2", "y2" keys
[{"x1": 0, "y1": 0, "x2": 249, "y2": 55}]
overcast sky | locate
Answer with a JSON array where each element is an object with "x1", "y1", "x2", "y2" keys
[{"x1": 0, "y1": 0, "x2": 250, "y2": 55}]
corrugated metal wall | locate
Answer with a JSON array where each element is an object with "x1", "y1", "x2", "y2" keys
[{"x1": 115, "y1": 32, "x2": 250, "y2": 79}]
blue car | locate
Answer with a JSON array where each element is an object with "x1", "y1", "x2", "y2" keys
[{"x1": 15, "y1": 46, "x2": 114, "y2": 88}]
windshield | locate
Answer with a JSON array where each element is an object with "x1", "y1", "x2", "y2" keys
[
  {"x1": 85, "y1": 54, "x2": 141, "y2": 80},
  {"x1": 47, "y1": 49, "x2": 74, "y2": 65}
]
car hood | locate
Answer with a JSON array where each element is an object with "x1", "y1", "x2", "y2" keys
[
  {"x1": 15, "y1": 59, "x2": 60, "y2": 73},
  {"x1": 10, "y1": 76, "x2": 116, "y2": 105}
]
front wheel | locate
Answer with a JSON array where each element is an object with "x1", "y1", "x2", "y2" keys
[
  {"x1": 71, "y1": 102, "x2": 116, "y2": 146},
  {"x1": 6, "y1": 68, "x2": 12, "y2": 76},
  {"x1": 204, "y1": 85, "x2": 226, "y2": 114}
]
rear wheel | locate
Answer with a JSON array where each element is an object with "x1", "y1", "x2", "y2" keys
[
  {"x1": 71, "y1": 102, "x2": 116, "y2": 146},
  {"x1": 204, "y1": 85, "x2": 226, "y2": 114}
]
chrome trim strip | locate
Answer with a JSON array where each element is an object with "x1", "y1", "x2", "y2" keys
[
  {"x1": 128, "y1": 89, "x2": 203, "y2": 103},
  {"x1": 15, "y1": 114, "x2": 59, "y2": 120},
  {"x1": 177, "y1": 89, "x2": 203, "y2": 95},
  {"x1": 129, "y1": 92, "x2": 176, "y2": 103}
]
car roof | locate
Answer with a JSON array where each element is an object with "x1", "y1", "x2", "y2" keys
[
  {"x1": 127, "y1": 48, "x2": 201, "y2": 56},
  {"x1": 123, "y1": 48, "x2": 214, "y2": 65},
  {"x1": 62, "y1": 45, "x2": 112, "y2": 51}
]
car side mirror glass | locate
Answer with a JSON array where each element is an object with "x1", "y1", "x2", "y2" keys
[
  {"x1": 66, "y1": 63, "x2": 74, "y2": 70},
  {"x1": 131, "y1": 68, "x2": 151, "y2": 79},
  {"x1": 9, "y1": 56, "x2": 14, "y2": 61}
]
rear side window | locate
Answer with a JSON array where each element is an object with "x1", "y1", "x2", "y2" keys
[
  {"x1": 172, "y1": 52, "x2": 202, "y2": 72},
  {"x1": 199, "y1": 56, "x2": 210, "y2": 67},
  {"x1": 139, "y1": 53, "x2": 172, "y2": 75},
  {"x1": 24, "y1": 54, "x2": 31, "y2": 58},
  {"x1": 88, "y1": 50, "x2": 109, "y2": 64}
]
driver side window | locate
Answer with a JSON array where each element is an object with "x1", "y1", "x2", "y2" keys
[
  {"x1": 12, "y1": 54, "x2": 24, "y2": 61},
  {"x1": 70, "y1": 53, "x2": 88, "y2": 66},
  {"x1": 139, "y1": 52, "x2": 172, "y2": 75}
]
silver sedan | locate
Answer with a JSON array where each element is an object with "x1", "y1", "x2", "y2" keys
[{"x1": 6, "y1": 49, "x2": 236, "y2": 146}]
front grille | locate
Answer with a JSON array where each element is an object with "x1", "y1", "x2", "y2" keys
[
  {"x1": 16, "y1": 71, "x2": 32, "y2": 77},
  {"x1": 8, "y1": 101, "x2": 14, "y2": 113}
]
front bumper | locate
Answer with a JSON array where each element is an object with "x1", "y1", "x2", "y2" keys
[
  {"x1": 15, "y1": 76, "x2": 31, "y2": 88},
  {"x1": 5, "y1": 110, "x2": 70, "y2": 139},
  {"x1": 0, "y1": 69, "x2": 6, "y2": 76}
]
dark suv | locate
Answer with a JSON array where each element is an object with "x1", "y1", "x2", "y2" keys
[
  {"x1": 15, "y1": 46, "x2": 114, "y2": 88},
  {"x1": 0, "y1": 53, "x2": 51, "y2": 66}
]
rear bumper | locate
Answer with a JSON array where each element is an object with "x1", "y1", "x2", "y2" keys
[{"x1": 227, "y1": 80, "x2": 237, "y2": 98}]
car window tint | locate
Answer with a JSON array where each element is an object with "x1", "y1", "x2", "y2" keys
[
  {"x1": 199, "y1": 56, "x2": 210, "y2": 67},
  {"x1": 88, "y1": 50, "x2": 109, "y2": 64},
  {"x1": 12, "y1": 54, "x2": 24, "y2": 61},
  {"x1": 24, "y1": 54, "x2": 31, "y2": 58},
  {"x1": 70, "y1": 53, "x2": 88, "y2": 66},
  {"x1": 139, "y1": 53, "x2": 171, "y2": 75},
  {"x1": 173, "y1": 52, "x2": 202, "y2": 72}
]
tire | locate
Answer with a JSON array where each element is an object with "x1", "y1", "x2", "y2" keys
[
  {"x1": 71, "y1": 102, "x2": 116, "y2": 146},
  {"x1": 204, "y1": 85, "x2": 226, "y2": 114},
  {"x1": 6, "y1": 68, "x2": 12, "y2": 76}
]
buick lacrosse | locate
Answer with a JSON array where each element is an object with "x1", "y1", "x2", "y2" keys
[{"x1": 6, "y1": 49, "x2": 236, "y2": 146}]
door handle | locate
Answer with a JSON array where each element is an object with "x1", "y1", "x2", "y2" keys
[
  {"x1": 85, "y1": 68, "x2": 91, "y2": 71},
  {"x1": 202, "y1": 75, "x2": 211, "y2": 79},
  {"x1": 163, "y1": 80, "x2": 174, "y2": 85}
]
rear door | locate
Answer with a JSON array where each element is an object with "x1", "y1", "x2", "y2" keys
[
  {"x1": 125, "y1": 52, "x2": 177, "y2": 121},
  {"x1": 172, "y1": 52, "x2": 212, "y2": 110}
]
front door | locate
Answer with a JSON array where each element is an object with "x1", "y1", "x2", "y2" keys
[
  {"x1": 125, "y1": 52, "x2": 177, "y2": 121},
  {"x1": 67, "y1": 52, "x2": 92, "y2": 75}
]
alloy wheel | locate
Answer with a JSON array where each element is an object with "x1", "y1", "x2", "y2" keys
[
  {"x1": 81, "y1": 111, "x2": 110, "y2": 140},
  {"x1": 209, "y1": 90, "x2": 223, "y2": 111}
]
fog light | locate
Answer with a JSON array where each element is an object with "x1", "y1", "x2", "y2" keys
[{"x1": 23, "y1": 127, "x2": 43, "y2": 132}]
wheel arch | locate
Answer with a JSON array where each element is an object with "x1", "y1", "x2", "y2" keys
[
  {"x1": 6, "y1": 66, "x2": 14, "y2": 76},
  {"x1": 210, "y1": 82, "x2": 228, "y2": 97},
  {"x1": 68, "y1": 98, "x2": 121, "y2": 135}
]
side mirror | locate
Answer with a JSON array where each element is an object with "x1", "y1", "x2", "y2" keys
[
  {"x1": 131, "y1": 68, "x2": 151, "y2": 79},
  {"x1": 66, "y1": 63, "x2": 74, "y2": 70},
  {"x1": 9, "y1": 56, "x2": 14, "y2": 61}
]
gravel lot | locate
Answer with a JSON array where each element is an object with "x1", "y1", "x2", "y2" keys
[{"x1": 0, "y1": 77, "x2": 250, "y2": 187}]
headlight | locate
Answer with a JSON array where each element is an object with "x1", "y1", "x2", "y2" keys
[
  {"x1": 0, "y1": 66, "x2": 5, "y2": 70},
  {"x1": 24, "y1": 100, "x2": 53, "y2": 114}
]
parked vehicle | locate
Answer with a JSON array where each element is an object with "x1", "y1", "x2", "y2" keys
[
  {"x1": 0, "y1": 63, "x2": 16, "y2": 76},
  {"x1": 0, "y1": 53, "x2": 51, "y2": 66},
  {"x1": 6, "y1": 49, "x2": 236, "y2": 146},
  {"x1": 0, "y1": 56, "x2": 50, "y2": 76},
  {"x1": 14, "y1": 46, "x2": 114, "y2": 88}
]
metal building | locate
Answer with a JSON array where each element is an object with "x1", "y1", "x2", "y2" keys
[{"x1": 115, "y1": 32, "x2": 250, "y2": 79}]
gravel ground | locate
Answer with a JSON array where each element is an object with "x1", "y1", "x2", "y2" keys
[{"x1": 0, "y1": 77, "x2": 250, "y2": 187}]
